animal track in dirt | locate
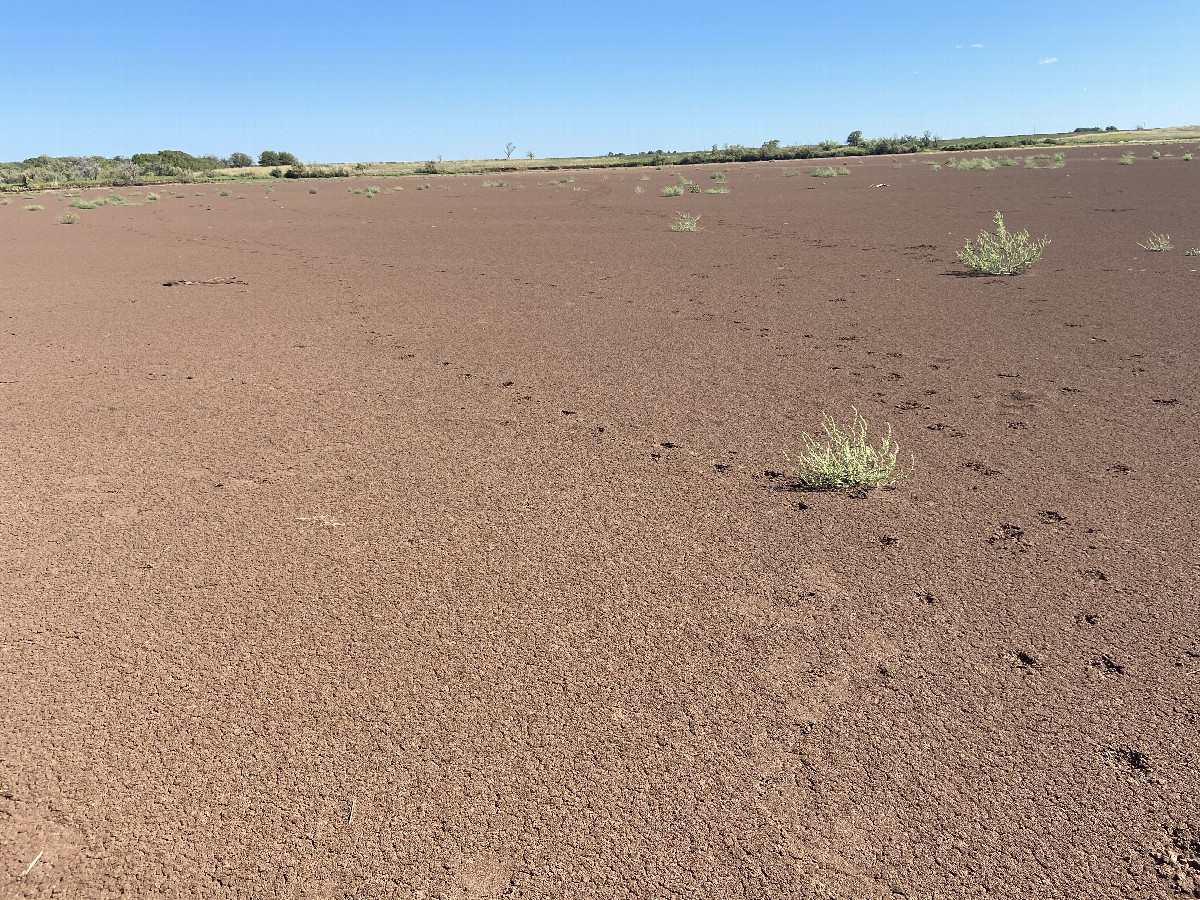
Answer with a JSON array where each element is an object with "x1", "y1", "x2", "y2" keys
[
  {"x1": 965, "y1": 462, "x2": 1001, "y2": 476},
  {"x1": 1092, "y1": 655, "x2": 1127, "y2": 675},
  {"x1": 1103, "y1": 747, "x2": 1152, "y2": 775},
  {"x1": 990, "y1": 524, "x2": 1027, "y2": 552},
  {"x1": 1151, "y1": 825, "x2": 1200, "y2": 897}
]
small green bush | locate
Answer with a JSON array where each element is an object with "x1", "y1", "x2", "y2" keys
[
  {"x1": 661, "y1": 186, "x2": 683, "y2": 197},
  {"x1": 1184, "y1": 154, "x2": 1193, "y2": 161},
  {"x1": 23, "y1": 204, "x2": 42, "y2": 211},
  {"x1": 837, "y1": 166, "x2": 851, "y2": 175},
  {"x1": 783, "y1": 169, "x2": 801, "y2": 177},
  {"x1": 957, "y1": 211, "x2": 1050, "y2": 275},
  {"x1": 689, "y1": 184, "x2": 702, "y2": 193},
  {"x1": 1137, "y1": 233, "x2": 1172, "y2": 252},
  {"x1": 784, "y1": 409, "x2": 912, "y2": 491},
  {"x1": 956, "y1": 157, "x2": 998, "y2": 170},
  {"x1": 147, "y1": 192, "x2": 159, "y2": 201},
  {"x1": 481, "y1": 180, "x2": 507, "y2": 188},
  {"x1": 711, "y1": 172, "x2": 726, "y2": 182},
  {"x1": 1185, "y1": 247, "x2": 1199, "y2": 256},
  {"x1": 1151, "y1": 150, "x2": 1161, "y2": 159},
  {"x1": 309, "y1": 187, "x2": 318, "y2": 194},
  {"x1": 669, "y1": 212, "x2": 701, "y2": 232},
  {"x1": 1119, "y1": 153, "x2": 1135, "y2": 165},
  {"x1": 706, "y1": 187, "x2": 730, "y2": 194},
  {"x1": 69, "y1": 200, "x2": 98, "y2": 209},
  {"x1": 634, "y1": 185, "x2": 644, "y2": 194},
  {"x1": 812, "y1": 167, "x2": 837, "y2": 177},
  {"x1": 218, "y1": 190, "x2": 231, "y2": 196},
  {"x1": 58, "y1": 213, "x2": 78, "y2": 224}
]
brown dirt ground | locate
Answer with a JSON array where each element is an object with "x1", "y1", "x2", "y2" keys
[{"x1": 2, "y1": 145, "x2": 1199, "y2": 899}]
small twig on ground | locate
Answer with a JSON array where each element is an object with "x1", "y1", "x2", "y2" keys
[
  {"x1": 22, "y1": 850, "x2": 43, "y2": 876},
  {"x1": 348, "y1": 799, "x2": 356, "y2": 825}
]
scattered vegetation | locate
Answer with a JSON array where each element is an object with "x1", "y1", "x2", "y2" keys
[
  {"x1": 1185, "y1": 247, "x2": 1199, "y2": 256},
  {"x1": 309, "y1": 187, "x2": 318, "y2": 194},
  {"x1": 1137, "y1": 233, "x2": 1172, "y2": 252},
  {"x1": 481, "y1": 180, "x2": 507, "y2": 188},
  {"x1": 58, "y1": 213, "x2": 78, "y2": 224},
  {"x1": 1185, "y1": 154, "x2": 1194, "y2": 161},
  {"x1": 634, "y1": 186, "x2": 644, "y2": 194},
  {"x1": 711, "y1": 172, "x2": 726, "y2": 182},
  {"x1": 146, "y1": 192, "x2": 159, "y2": 201},
  {"x1": 1120, "y1": 153, "x2": 1135, "y2": 165},
  {"x1": 956, "y1": 157, "x2": 998, "y2": 170},
  {"x1": 661, "y1": 186, "x2": 684, "y2": 197},
  {"x1": 22, "y1": 204, "x2": 42, "y2": 211},
  {"x1": 783, "y1": 169, "x2": 801, "y2": 177},
  {"x1": 812, "y1": 167, "x2": 838, "y2": 177},
  {"x1": 957, "y1": 211, "x2": 1050, "y2": 275},
  {"x1": 69, "y1": 199, "x2": 98, "y2": 209},
  {"x1": 783, "y1": 409, "x2": 912, "y2": 491},
  {"x1": 669, "y1": 212, "x2": 701, "y2": 232},
  {"x1": 1152, "y1": 150, "x2": 1161, "y2": 159},
  {"x1": 838, "y1": 166, "x2": 851, "y2": 175},
  {"x1": 706, "y1": 187, "x2": 730, "y2": 194}
]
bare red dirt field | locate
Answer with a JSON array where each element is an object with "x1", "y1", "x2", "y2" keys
[{"x1": 2, "y1": 146, "x2": 1198, "y2": 899}]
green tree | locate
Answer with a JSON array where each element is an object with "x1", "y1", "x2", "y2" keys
[
  {"x1": 846, "y1": 130, "x2": 863, "y2": 147},
  {"x1": 277, "y1": 151, "x2": 298, "y2": 166},
  {"x1": 229, "y1": 152, "x2": 253, "y2": 167},
  {"x1": 259, "y1": 150, "x2": 280, "y2": 166}
]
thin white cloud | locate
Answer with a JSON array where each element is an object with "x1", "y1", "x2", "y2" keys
[
  {"x1": 1039, "y1": 57, "x2": 1058, "y2": 65},
  {"x1": 971, "y1": 43, "x2": 983, "y2": 48}
]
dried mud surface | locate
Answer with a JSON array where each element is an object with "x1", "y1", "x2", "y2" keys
[{"x1": 2, "y1": 147, "x2": 1199, "y2": 899}]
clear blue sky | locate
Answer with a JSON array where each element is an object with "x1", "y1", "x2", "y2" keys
[{"x1": 2, "y1": 1, "x2": 1195, "y2": 163}]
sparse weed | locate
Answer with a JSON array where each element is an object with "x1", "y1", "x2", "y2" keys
[
  {"x1": 481, "y1": 180, "x2": 508, "y2": 188},
  {"x1": 309, "y1": 187, "x2": 318, "y2": 194},
  {"x1": 1137, "y1": 233, "x2": 1172, "y2": 252},
  {"x1": 194, "y1": 192, "x2": 204, "y2": 196},
  {"x1": 1152, "y1": 150, "x2": 1161, "y2": 159},
  {"x1": 1185, "y1": 247, "x2": 1199, "y2": 256},
  {"x1": 1120, "y1": 153, "x2": 1135, "y2": 165},
  {"x1": 58, "y1": 213, "x2": 78, "y2": 224},
  {"x1": 639, "y1": 175, "x2": 651, "y2": 181},
  {"x1": 0, "y1": 199, "x2": 9, "y2": 205},
  {"x1": 812, "y1": 167, "x2": 838, "y2": 177},
  {"x1": 689, "y1": 184, "x2": 702, "y2": 193},
  {"x1": 23, "y1": 204, "x2": 42, "y2": 211},
  {"x1": 998, "y1": 156, "x2": 1020, "y2": 166},
  {"x1": 218, "y1": 190, "x2": 231, "y2": 196},
  {"x1": 365, "y1": 186, "x2": 380, "y2": 195},
  {"x1": 711, "y1": 172, "x2": 726, "y2": 182},
  {"x1": 784, "y1": 409, "x2": 912, "y2": 491},
  {"x1": 147, "y1": 193, "x2": 159, "y2": 201},
  {"x1": 669, "y1": 212, "x2": 701, "y2": 232},
  {"x1": 837, "y1": 166, "x2": 851, "y2": 175},
  {"x1": 1049, "y1": 153, "x2": 1066, "y2": 169},
  {"x1": 706, "y1": 187, "x2": 730, "y2": 194},
  {"x1": 69, "y1": 200, "x2": 99, "y2": 209},
  {"x1": 661, "y1": 186, "x2": 684, "y2": 196},
  {"x1": 634, "y1": 186, "x2": 645, "y2": 194},
  {"x1": 783, "y1": 169, "x2": 802, "y2": 177},
  {"x1": 957, "y1": 211, "x2": 1050, "y2": 275},
  {"x1": 956, "y1": 157, "x2": 998, "y2": 170}
]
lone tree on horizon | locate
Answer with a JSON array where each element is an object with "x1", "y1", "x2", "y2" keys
[{"x1": 505, "y1": 142, "x2": 515, "y2": 159}]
